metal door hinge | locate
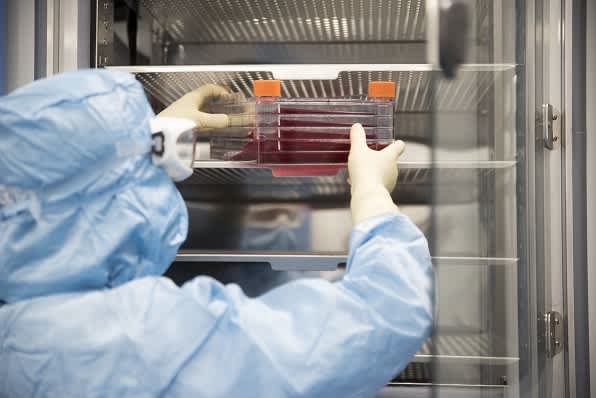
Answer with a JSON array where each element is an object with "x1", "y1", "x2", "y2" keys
[
  {"x1": 544, "y1": 311, "x2": 564, "y2": 357},
  {"x1": 542, "y1": 104, "x2": 560, "y2": 150}
]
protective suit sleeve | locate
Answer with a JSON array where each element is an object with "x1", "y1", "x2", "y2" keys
[
  {"x1": 85, "y1": 214, "x2": 432, "y2": 398},
  {"x1": 0, "y1": 213, "x2": 432, "y2": 397},
  {"x1": 169, "y1": 213, "x2": 433, "y2": 397}
]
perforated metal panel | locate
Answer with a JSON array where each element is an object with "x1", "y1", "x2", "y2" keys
[
  {"x1": 141, "y1": 0, "x2": 426, "y2": 43},
  {"x1": 185, "y1": 167, "x2": 349, "y2": 199},
  {"x1": 417, "y1": 334, "x2": 517, "y2": 364},
  {"x1": 420, "y1": 334, "x2": 491, "y2": 359},
  {"x1": 185, "y1": 165, "x2": 502, "y2": 185},
  {"x1": 176, "y1": 42, "x2": 426, "y2": 65},
  {"x1": 393, "y1": 362, "x2": 432, "y2": 383}
]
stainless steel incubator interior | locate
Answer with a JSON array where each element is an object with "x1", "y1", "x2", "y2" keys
[{"x1": 81, "y1": 0, "x2": 566, "y2": 396}]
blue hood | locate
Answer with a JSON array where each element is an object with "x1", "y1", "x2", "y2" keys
[{"x1": 0, "y1": 70, "x2": 188, "y2": 304}]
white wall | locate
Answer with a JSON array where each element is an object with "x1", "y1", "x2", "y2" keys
[
  {"x1": 588, "y1": 0, "x2": 596, "y2": 395},
  {"x1": 6, "y1": 0, "x2": 34, "y2": 93}
]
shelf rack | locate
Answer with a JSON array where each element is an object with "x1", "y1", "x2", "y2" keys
[
  {"x1": 110, "y1": 64, "x2": 516, "y2": 146},
  {"x1": 111, "y1": 64, "x2": 515, "y2": 111},
  {"x1": 175, "y1": 251, "x2": 518, "y2": 270},
  {"x1": 177, "y1": 161, "x2": 515, "y2": 203}
]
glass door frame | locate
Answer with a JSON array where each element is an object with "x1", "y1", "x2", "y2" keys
[
  {"x1": 519, "y1": 0, "x2": 567, "y2": 396},
  {"x1": 426, "y1": 0, "x2": 568, "y2": 396}
]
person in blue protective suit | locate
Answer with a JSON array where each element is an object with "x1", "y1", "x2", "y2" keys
[{"x1": 0, "y1": 69, "x2": 434, "y2": 398}]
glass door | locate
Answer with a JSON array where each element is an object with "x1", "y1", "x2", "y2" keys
[
  {"x1": 97, "y1": 0, "x2": 567, "y2": 394},
  {"x1": 429, "y1": 0, "x2": 564, "y2": 397}
]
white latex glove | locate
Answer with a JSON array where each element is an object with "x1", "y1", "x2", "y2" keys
[
  {"x1": 158, "y1": 84, "x2": 230, "y2": 130},
  {"x1": 348, "y1": 123, "x2": 405, "y2": 225}
]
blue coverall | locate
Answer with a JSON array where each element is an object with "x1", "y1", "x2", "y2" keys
[{"x1": 0, "y1": 70, "x2": 434, "y2": 398}]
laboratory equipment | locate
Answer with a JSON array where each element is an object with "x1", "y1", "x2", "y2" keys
[{"x1": 202, "y1": 79, "x2": 396, "y2": 175}]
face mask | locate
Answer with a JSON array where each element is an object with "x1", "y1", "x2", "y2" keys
[{"x1": 240, "y1": 204, "x2": 311, "y2": 251}]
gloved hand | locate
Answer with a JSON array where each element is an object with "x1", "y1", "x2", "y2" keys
[
  {"x1": 348, "y1": 123, "x2": 405, "y2": 225},
  {"x1": 158, "y1": 84, "x2": 230, "y2": 130}
]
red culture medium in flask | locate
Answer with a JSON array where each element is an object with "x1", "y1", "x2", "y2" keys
[{"x1": 219, "y1": 80, "x2": 396, "y2": 176}]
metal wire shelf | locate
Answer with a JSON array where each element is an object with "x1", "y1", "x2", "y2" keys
[
  {"x1": 176, "y1": 161, "x2": 513, "y2": 202},
  {"x1": 187, "y1": 161, "x2": 512, "y2": 182},
  {"x1": 175, "y1": 252, "x2": 518, "y2": 268},
  {"x1": 113, "y1": 64, "x2": 515, "y2": 113}
]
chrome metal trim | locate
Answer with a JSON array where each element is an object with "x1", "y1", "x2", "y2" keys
[
  {"x1": 34, "y1": 0, "x2": 55, "y2": 78},
  {"x1": 34, "y1": 0, "x2": 90, "y2": 76}
]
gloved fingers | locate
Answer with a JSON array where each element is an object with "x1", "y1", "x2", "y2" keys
[
  {"x1": 190, "y1": 111, "x2": 230, "y2": 130},
  {"x1": 349, "y1": 123, "x2": 369, "y2": 152},
  {"x1": 158, "y1": 85, "x2": 231, "y2": 129},
  {"x1": 381, "y1": 140, "x2": 406, "y2": 161},
  {"x1": 197, "y1": 84, "x2": 230, "y2": 98},
  {"x1": 165, "y1": 84, "x2": 230, "y2": 113},
  {"x1": 188, "y1": 84, "x2": 231, "y2": 109}
]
